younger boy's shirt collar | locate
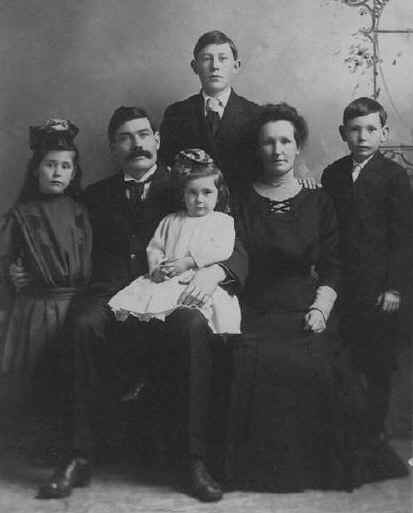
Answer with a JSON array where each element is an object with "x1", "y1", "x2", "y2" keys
[
  {"x1": 202, "y1": 88, "x2": 231, "y2": 118},
  {"x1": 351, "y1": 153, "x2": 376, "y2": 182}
]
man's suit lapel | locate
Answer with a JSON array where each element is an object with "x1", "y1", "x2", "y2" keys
[
  {"x1": 144, "y1": 164, "x2": 169, "y2": 200},
  {"x1": 108, "y1": 173, "x2": 128, "y2": 210},
  {"x1": 106, "y1": 173, "x2": 137, "y2": 230}
]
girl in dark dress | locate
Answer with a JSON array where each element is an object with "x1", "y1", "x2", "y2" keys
[
  {"x1": 0, "y1": 119, "x2": 92, "y2": 397},
  {"x1": 225, "y1": 103, "x2": 407, "y2": 492}
]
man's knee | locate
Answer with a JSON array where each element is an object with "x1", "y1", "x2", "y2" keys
[{"x1": 167, "y1": 308, "x2": 209, "y2": 334}]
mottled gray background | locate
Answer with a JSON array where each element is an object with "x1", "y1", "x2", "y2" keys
[{"x1": 0, "y1": 0, "x2": 412, "y2": 214}]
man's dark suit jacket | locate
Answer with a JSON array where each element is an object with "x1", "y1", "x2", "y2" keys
[
  {"x1": 82, "y1": 164, "x2": 247, "y2": 296},
  {"x1": 159, "y1": 89, "x2": 260, "y2": 190},
  {"x1": 321, "y1": 152, "x2": 411, "y2": 309}
]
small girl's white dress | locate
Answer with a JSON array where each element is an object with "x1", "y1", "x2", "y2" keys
[{"x1": 108, "y1": 211, "x2": 241, "y2": 334}]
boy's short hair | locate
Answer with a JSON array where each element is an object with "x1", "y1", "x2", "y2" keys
[
  {"x1": 342, "y1": 97, "x2": 387, "y2": 127},
  {"x1": 107, "y1": 106, "x2": 156, "y2": 142},
  {"x1": 193, "y1": 31, "x2": 238, "y2": 60}
]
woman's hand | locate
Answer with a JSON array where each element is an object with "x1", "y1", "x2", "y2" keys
[
  {"x1": 297, "y1": 177, "x2": 321, "y2": 190},
  {"x1": 304, "y1": 308, "x2": 326, "y2": 333}
]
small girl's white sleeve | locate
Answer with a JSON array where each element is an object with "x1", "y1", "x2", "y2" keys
[
  {"x1": 190, "y1": 214, "x2": 235, "y2": 268},
  {"x1": 146, "y1": 216, "x2": 170, "y2": 273}
]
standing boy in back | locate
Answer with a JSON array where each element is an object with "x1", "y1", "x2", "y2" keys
[
  {"x1": 160, "y1": 30, "x2": 260, "y2": 191},
  {"x1": 322, "y1": 97, "x2": 411, "y2": 447}
]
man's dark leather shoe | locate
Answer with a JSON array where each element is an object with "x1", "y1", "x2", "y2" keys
[
  {"x1": 190, "y1": 459, "x2": 223, "y2": 502},
  {"x1": 37, "y1": 457, "x2": 91, "y2": 499}
]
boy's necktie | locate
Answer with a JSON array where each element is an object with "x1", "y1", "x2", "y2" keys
[
  {"x1": 351, "y1": 162, "x2": 362, "y2": 183},
  {"x1": 206, "y1": 98, "x2": 221, "y2": 137}
]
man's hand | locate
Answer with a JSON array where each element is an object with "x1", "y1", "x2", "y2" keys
[
  {"x1": 178, "y1": 265, "x2": 225, "y2": 307},
  {"x1": 377, "y1": 291, "x2": 401, "y2": 313},
  {"x1": 150, "y1": 267, "x2": 169, "y2": 283},
  {"x1": 9, "y1": 260, "x2": 32, "y2": 291},
  {"x1": 304, "y1": 309, "x2": 326, "y2": 333}
]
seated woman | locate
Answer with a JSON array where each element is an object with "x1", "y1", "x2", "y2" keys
[{"x1": 224, "y1": 103, "x2": 407, "y2": 491}]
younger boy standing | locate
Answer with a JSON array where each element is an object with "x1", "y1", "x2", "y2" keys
[
  {"x1": 160, "y1": 30, "x2": 260, "y2": 191},
  {"x1": 322, "y1": 97, "x2": 411, "y2": 445}
]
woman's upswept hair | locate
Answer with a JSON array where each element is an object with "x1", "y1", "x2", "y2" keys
[
  {"x1": 16, "y1": 148, "x2": 82, "y2": 204},
  {"x1": 254, "y1": 102, "x2": 309, "y2": 149},
  {"x1": 171, "y1": 149, "x2": 230, "y2": 213}
]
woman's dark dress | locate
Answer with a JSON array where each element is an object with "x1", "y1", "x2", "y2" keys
[
  {"x1": 0, "y1": 195, "x2": 92, "y2": 377},
  {"x1": 224, "y1": 185, "x2": 407, "y2": 491}
]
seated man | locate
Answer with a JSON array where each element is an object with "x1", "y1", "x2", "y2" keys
[{"x1": 23, "y1": 106, "x2": 247, "y2": 502}]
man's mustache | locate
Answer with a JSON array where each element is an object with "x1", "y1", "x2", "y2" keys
[{"x1": 126, "y1": 149, "x2": 153, "y2": 161}]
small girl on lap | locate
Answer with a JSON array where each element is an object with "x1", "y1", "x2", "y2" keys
[{"x1": 109, "y1": 148, "x2": 241, "y2": 334}]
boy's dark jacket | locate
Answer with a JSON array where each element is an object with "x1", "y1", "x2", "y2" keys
[
  {"x1": 82, "y1": 164, "x2": 247, "y2": 295},
  {"x1": 159, "y1": 89, "x2": 260, "y2": 190},
  {"x1": 321, "y1": 151, "x2": 412, "y2": 308}
]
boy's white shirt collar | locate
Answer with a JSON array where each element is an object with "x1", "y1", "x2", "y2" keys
[
  {"x1": 351, "y1": 153, "x2": 375, "y2": 182},
  {"x1": 202, "y1": 87, "x2": 232, "y2": 117}
]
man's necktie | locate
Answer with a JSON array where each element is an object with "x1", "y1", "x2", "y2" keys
[
  {"x1": 206, "y1": 98, "x2": 221, "y2": 137},
  {"x1": 125, "y1": 181, "x2": 146, "y2": 206}
]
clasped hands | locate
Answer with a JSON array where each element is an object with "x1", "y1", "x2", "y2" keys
[
  {"x1": 304, "y1": 308, "x2": 326, "y2": 333},
  {"x1": 150, "y1": 258, "x2": 224, "y2": 308},
  {"x1": 150, "y1": 256, "x2": 194, "y2": 283}
]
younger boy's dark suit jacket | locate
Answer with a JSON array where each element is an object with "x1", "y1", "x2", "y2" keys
[
  {"x1": 160, "y1": 89, "x2": 260, "y2": 190},
  {"x1": 321, "y1": 152, "x2": 411, "y2": 311},
  {"x1": 82, "y1": 164, "x2": 247, "y2": 296}
]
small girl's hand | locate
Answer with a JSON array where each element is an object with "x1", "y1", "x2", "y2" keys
[
  {"x1": 304, "y1": 309, "x2": 326, "y2": 333},
  {"x1": 161, "y1": 257, "x2": 195, "y2": 278}
]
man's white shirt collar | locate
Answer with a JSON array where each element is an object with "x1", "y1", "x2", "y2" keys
[
  {"x1": 123, "y1": 164, "x2": 157, "y2": 183},
  {"x1": 123, "y1": 165, "x2": 157, "y2": 201}
]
